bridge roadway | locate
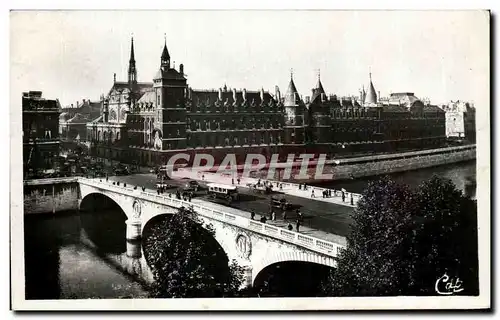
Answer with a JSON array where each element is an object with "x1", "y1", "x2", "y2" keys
[{"x1": 104, "y1": 173, "x2": 354, "y2": 243}]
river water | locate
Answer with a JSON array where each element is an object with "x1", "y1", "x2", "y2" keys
[{"x1": 23, "y1": 161, "x2": 476, "y2": 299}]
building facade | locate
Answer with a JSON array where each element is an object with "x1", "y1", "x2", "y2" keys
[
  {"x1": 22, "y1": 91, "x2": 61, "y2": 176},
  {"x1": 59, "y1": 99, "x2": 101, "y2": 142},
  {"x1": 441, "y1": 101, "x2": 476, "y2": 143},
  {"x1": 86, "y1": 38, "x2": 448, "y2": 167}
]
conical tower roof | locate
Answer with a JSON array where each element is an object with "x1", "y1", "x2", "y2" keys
[
  {"x1": 161, "y1": 39, "x2": 170, "y2": 61},
  {"x1": 365, "y1": 72, "x2": 377, "y2": 104},
  {"x1": 315, "y1": 72, "x2": 325, "y2": 95},
  {"x1": 284, "y1": 75, "x2": 300, "y2": 106}
]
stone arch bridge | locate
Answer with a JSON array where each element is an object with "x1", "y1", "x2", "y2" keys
[{"x1": 78, "y1": 178, "x2": 345, "y2": 287}]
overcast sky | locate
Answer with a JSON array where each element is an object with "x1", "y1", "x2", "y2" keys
[{"x1": 10, "y1": 10, "x2": 489, "y2": 107}]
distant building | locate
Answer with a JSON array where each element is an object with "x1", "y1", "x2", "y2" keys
[
  {"x1": 59, "y1": 99, "x2": 101, "y2": 142},
  {"x1": 22, "y1": 91, "x2": 61, "y2": 176}
]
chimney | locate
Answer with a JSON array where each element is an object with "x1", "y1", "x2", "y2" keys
[
  {"x1": 275, "y1": 86, "x2": 281, "y2": 101},
  {"x1": 218, "y1": 88, "x2": 223, "y2": 101},
  {"x1": 113, "y1": 73, "x2": 116, "y2": 83},
  {"x1": 243, "y1": 89, "x2": 247, "y2": 101},
  {"x1": 233, "y1": 88, "x2": 237, "y2": 102},
  {"x1": 260, "y1": 88, "x2": 265, "y2": 102},
  {"x1": 179, "y1": 64, "x2": 184, "y2": 76}
]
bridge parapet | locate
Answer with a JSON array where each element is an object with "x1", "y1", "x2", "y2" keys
[{"x1": 77, "y1": 178, "x2": 345, "y2": 258}]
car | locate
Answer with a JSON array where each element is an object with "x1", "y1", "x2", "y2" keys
[
  {"x1": 183, "y1": 180, "x2": 201, "y2": 192},
  {"x1": 270, "y1": 196, "x2": 293, "y2": 210}
]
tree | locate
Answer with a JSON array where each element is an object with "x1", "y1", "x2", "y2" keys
[
  {"x1": 142, "y1": 207, "x2": 244, "y2": 298},
  {"x1": 410, "y1": 176, "x2": 478, "y2": 295},
  {"x1": 322, "y1": 177, "x2": 417, "y2": 296},
  {"x1": 321, "y1": 175, "x2": 478, "y2": 296}
]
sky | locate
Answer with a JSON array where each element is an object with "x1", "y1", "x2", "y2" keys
[{"x1": 10, "y1": 10, "x2": 489, "y2": 108}]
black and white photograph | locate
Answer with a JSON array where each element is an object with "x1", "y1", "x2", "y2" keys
[{"x1": 9, "y1": 9, "x2": 490, "y2": 310}]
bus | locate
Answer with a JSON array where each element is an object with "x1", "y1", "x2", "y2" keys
[{"x1": 207, "y1": 183, "x2": 239, "y2": 204}]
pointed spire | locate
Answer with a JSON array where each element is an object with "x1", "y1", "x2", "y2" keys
[
  {"x1": 315, "y1": 68, "x2": 325, "y2": 95},
  {"x1": 128, "y1": 34, "x2": 137, "y2": 84},
  {"x1": 365, "y1": 69, "x2": 378, "y2": 104},
  {"x1": 161, "y1": 34, "x2": 170, "y2": 63},
  {"x1": 285, "y1": 68, "x2": 300, "y2": 106},
  {"x1": 129, "y1": 35, "x2": 135, "y2": 63}
]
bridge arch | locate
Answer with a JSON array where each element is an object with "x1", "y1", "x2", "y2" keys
[
  {"x1": 80, "y1": 192, "x2": 128, "y2": 216},
  {"x1": 79, "y1": 192, "x2": 129, "y2": 254},
  {"x1": 252, "y1": 251, "x2": 337, "y2": 285}
]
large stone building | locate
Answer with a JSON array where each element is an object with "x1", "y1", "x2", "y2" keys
[
  {"x1": 86, "y1": 37, "x2": 448, "y2": 167},
  {"x1": 22, "y1": 91, "x2": 61, "y2": 176}
]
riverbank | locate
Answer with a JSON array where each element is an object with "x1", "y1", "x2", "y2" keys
[{"x1": 247, "y1": 144, "x2": 476, "y2": 183}]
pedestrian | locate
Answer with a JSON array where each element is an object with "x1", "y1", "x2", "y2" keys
[
  {"x1": 232, "y1": 178, "x2": 234, "y2": 185},
  {"x1": 133, "y1": 186, "x2": 137, "y2": 190},
  {"x1": 298, "y1": 184, "x2": 302, "y2": 190},
  {"x1": 328, "y1": 189, "x2": 332, "y2": 197},
  {"x1": 311, "y1": 189, "x2": 315, "y2": 198},
  {"x1": 296, "y1": 220, "x2": 301, "y2": 232},
  {"x1": 283, "y1": 211, "x2": 287, "y2": 221},
  {"x1": 124, "y1": 183, "x2": 126, "y2": 187},
  {"x1": 112, "y1": 182, "x2": 116, "y2": 185},
  {"x1": 117, "y1": 182, "x2": 120, "y2": 186},
  {"x1": 322, "y1": 190, "x2": 326, "y2": 198},
  {"x1": 351, "y1": 194, "x2": 354, "y2": 206},
  {"x1": 237, "y1": 177, "x2": 240, "y2": 185},
  {"x1": 251, "y1": 211, "x2": 255, "y2": 220},
  {"x1": 99, "y1": 179, "x2": 102, "y2": 182},
  {"x1": 260, "y1": 216, "x2": 267, "y2": 224},
  {"x1": 271, "y1": 211, "x2": 276, "y2": 221},
  {"x1": 202, "y1": 174, "x2": 205, "y2": 181},
  {"x1": 287, "y1": 223, "x2": 293, "y2": 231},
  {"x1": 157, "y1": 189, "x2": 160, "y2": 195},
  {"x1": 106, "y1": 176, "x2": 108, "y2": 182},
  {"x1": 342, "y1": 192, "x2": 345, "y2": 203},
  {"x1": 280, "y1": 183, "x2": 283, "y2": 191},
  {"x1": 168, "y1": 193, "x2": 172, "y2": 198}
]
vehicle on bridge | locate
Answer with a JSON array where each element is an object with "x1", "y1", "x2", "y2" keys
[
  {"x1": 270, "y1": 196, "x2": 294, "y2": 210},
  {"x1": 182, "y1": 179, "x2": 202, "y2": 192},
  {"x1": 247, "y1": 182, "x2": 274, "y2": 194},
  {"x1": 207, "y1": 183, "x2": 239, "y2": 204}
]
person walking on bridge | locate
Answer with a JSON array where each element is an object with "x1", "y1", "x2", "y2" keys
[
  {"x1": 271, "y1": 211, "x2": 276, "y2": 221},
  {"x1": 296, "y1": 219, "x2": 301, "y2": 232},
  {"x1": 251, "y1": 210, "x2": 256, "y2": 220}
]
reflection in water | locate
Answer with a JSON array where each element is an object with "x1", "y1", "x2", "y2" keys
[
  {"x1": 316, "y1": 161, "x2": 477, "y2": 199},
  {"x1": 24, "y1": 211, "x2": 149, "y2": 300}
]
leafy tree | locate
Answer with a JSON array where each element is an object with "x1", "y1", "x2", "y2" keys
[
  {"x1": 322, "y1": 177, "x2": 417, "y2": 296},
  {"x1": 321, "y1": 175, "x2": 478, "y2": 296},
  {"x1": 142, "y1": 207, "x2": 245, "y2": 298},
  {"x1": 410, "y1": 176, "x2": 478, "y2": 295}
]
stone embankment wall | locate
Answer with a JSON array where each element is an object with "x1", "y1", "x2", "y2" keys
[
  {"x1": 268, "y1": 147, "x2": 476, "y2": 182},
  {"x1": 23, "y1": 178, "x2": 80, "y2": 214}
]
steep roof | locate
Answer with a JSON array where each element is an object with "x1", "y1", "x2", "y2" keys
[
  {"x1": 137, "y1": 90, "x2": 155, "y2": 104},
  {"x1": 284, "y1": 78, "x2": 301, "y2": 106},
  {"x1": 161, "y1": 41, "x2": 170, "y2": 61},
  {"x1": 154, "y1": 67, "x2": 186, "y2": 81},
  {"x1": 365, "y1": 74, "x2": 377, "y2": 104}
]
